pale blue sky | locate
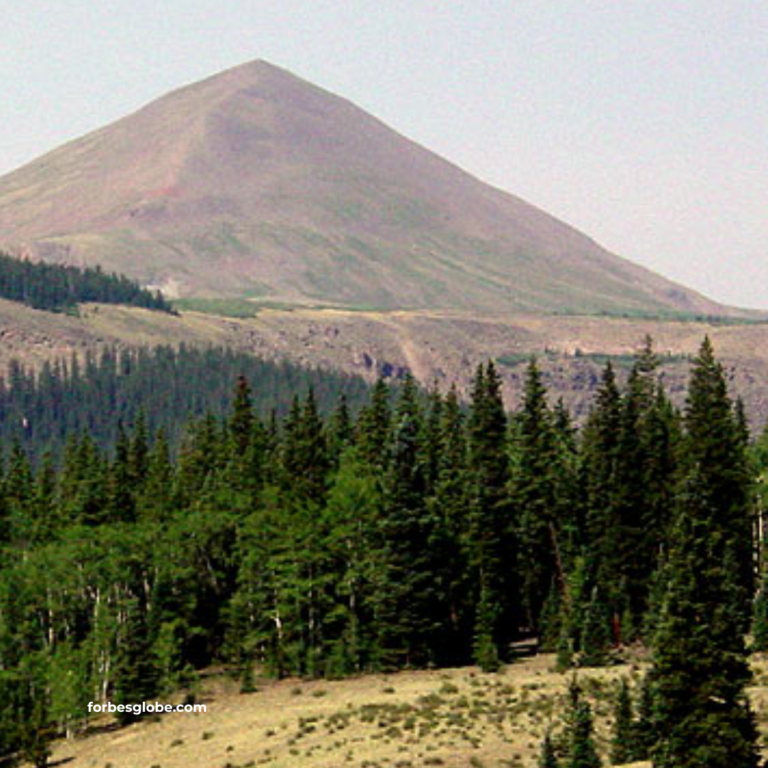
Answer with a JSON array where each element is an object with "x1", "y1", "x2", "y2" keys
[{"x1": 2, "y1": 1, "x2": 766, "y2": 308}]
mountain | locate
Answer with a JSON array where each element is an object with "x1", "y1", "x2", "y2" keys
[{"x1": 0, "y1": 60, "x2": 736, "y2": 316}]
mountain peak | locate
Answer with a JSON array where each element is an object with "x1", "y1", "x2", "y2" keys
[
  {"x1": 0, "y1": 62, "x2": 734, "y2": 316},
  {"x1": 187, "y1": 58, "x2": 301, "y2": 93}
]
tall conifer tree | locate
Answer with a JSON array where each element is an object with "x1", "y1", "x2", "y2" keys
[
  {"x1": 650, "y1": 341, "x2": 758, "y2": 767},
  {"x1": 514, "y1": 358, "x2": 561, "y2": 633},
  {"x1": 468, "y1": 362, "x2": 516, "y2": 665}
]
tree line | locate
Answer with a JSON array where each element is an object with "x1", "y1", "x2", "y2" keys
[
  {"x1": 0, "y1": 250, "x2": 172, "y2": 313},
  {"x1": 0, "y1": 345, "x2": 372, "y2": 460},
  {"x1": 0, "y1": 336, "x2": 764, "y2": 766}
]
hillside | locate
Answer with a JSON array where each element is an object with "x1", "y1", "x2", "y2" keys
[
  {"x1": 2, "y1": 299, "x2": 768, "y2": 426},
  {"x1": 30, "y1": 656, "x2": 768, "y2": 768},
  {"x1": 0, "y1": 60, "x2": 739, "y2": 317},
  {"x1": 25, "y1": 658, "x2": 647, "y2": 768}
]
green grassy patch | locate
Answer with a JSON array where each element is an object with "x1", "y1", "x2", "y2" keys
[{"x1": 173, "y1": 298, "x2": 261, "y2": 318}]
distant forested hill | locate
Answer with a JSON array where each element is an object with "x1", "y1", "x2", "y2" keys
[
  {"x1": 0, "y1": 345, "x2": 372, "y2": 458},
  {"x1": 0, "y1": 250, "x2": 172, "y2": 312}
]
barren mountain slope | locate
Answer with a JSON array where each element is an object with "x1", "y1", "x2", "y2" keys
[{"x1": 0, "y1": 60, "x2": 736, "y2": 317}]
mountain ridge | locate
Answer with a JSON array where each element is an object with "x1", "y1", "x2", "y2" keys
[{"x1": 0, "y1": 59, "x2": 746, "y2": 317}]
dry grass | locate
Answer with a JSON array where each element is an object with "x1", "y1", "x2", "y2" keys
[
  {"x1": 32, "y1": 654, "x2": 618, "y2": 768},
  {"x1": 35, "y1": 651, "x2": 768, "y2": 768},
  {"x1": 22, "y1": 651, "x2": 768, "y2": 768}
]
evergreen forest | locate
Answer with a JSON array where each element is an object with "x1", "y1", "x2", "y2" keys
[
  {"x1": 0, "y1": 336, "x2": 765, "y2": 767},
  {"x1": 0, "y1": 251, "x2": 172, "y2": 313},
  {"x1": 0, "y1": 345, "x2": 372, "y2": 459}
]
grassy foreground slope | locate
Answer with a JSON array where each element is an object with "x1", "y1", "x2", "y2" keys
[{"x1": 36, "y1": 654, "x2": 768, "y2": 768}]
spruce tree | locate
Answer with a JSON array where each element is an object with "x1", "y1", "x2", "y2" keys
[
  {"x1": 3, "y1": 441, "x2": 35, "y2": 546},
  {"x1": 581, "y1": 364, "x2": 622, "y2": 626},
  {"x1": 751, "y1": 568, "x2": 768, "y2": 652},
  {"x1": 633, "y1": 675, "x2": 655, "y2": 761},
  {"x1": 32, "y1": 453, "x2": 57, "y2": 543},
  {"x1": 683, "y1": 337, "x2": 754, "y2": 628},
  {"x1": 468, "y1": 362, "x2": 516, "y2": 664},
  {"x1": 566, "y1": 678, "x2": 602, "y2": 768},
  {"x1": 609, "y1": 678, "x2": 637, "y2": 765},
  {"x1": 579, "y1": 588, "x2": 612, "y2": 668},
  {"x1": 473, "y1": 584, "x2": 501, "y2": 673},
  {"x1": 427, "y1": 384, "x2": 472, "y2": 666},
  {"x1": 375, "y1": 375, "x2": 442, "y2": 668},
  {"x1": 514, "y1": 358, "x2": 562, "y2": 634},
  {"x1": 229, "y1": 374, "x2": 254, "y2": 456},
  {"x1": 539, "y1": 730, "x2": 560, "y2": 768},
  {"x1": 113, "y1": 602, "x2": 159, "y2": 726},
  {"x1": 239, "y1": 659, "x2": 257, "y2": 694},
  {"x1": 539, "y1": 583, "x2": 564, "y2": 653},
  {"x1": 327, "y1": 394, "x2": 353, "y2": 466},
  {"x1": 650, "y1": 468, "x2": 759, "y2": 767},
  {"x1": 137, "y1": 428, "x2": 175, "y2": 522},
  {"x1": 355, "y1": 378, "x2": 392, "y2": 475},
  {"x1": 555, "y1": 625, "x2": 574, "y2": 673},
  {"x1": 128, "y1": 410, "x2": 150, "y2": 487},
  {"x1": 15, "y1": 653, "x2": 53, "y2": 768},
  {"x1": 105, "y1": 424, "x2": 135, "y2": 523}
]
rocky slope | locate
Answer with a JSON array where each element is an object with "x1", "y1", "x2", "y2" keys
[{"x1": 2, "y1": 300, "x2": 767, "y2": 427}]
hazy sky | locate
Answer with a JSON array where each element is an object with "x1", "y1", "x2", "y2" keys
[{"x1": 2, "y1": 1, "x2": 766, "y2": 308}]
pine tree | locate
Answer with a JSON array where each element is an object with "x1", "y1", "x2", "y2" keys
[
  {"x1": 113, "y1": 602, "x2": 159, "y2": 726},
  {"x1": 239, "y1": 659, "x2": 257, "y2": 694},
  {"x1": 555, "y1": 625, "x2": 574, "y2": 673},
  {"x1": 683, "y1": 337, "x2": 754, "y2": 629},
  {"x1": 426, "y1": 385, "x2": 473, "y2": 666},
  {"x1": 539, "y1": 730, "x2": 560, "y2": 768},
  {"x1": 581, "y1": 364, "x2": 622, "y2": 621},
  {"x1": 751, "y1": 568, "x2": 768, "y2": 652},
  {"x1": 468, "y1": 362, "x2": 516, "y2": 663},
  {"x1": 137, "y1": 428, "x2": 175, "y2": 522},
  {"x1": 229, "y1": 374, "x2": 254, "y2": 456},
  {"x1": 327, "y1": 394, "x2": 353, "y2": 466},
  {"x1": 375, "y1": 375, "x2": 442, "y2": 668},
  {"x1": 105, "y1": 424, "x2": 135, "y2": 523},
  {"x1": 566, "y1": 678, "x2": 601, "y2": 768},
  {"x1": 609, "y1": 678, "x2": 637, "y2": 765},
  {"x1": 579, "y1": 588, "x2": 612, "y2": 668},
  {"x1": 632, "y1": 675, "x2": 655, "y2": 760},
  {"x1": 15, "y1": 653, "x2": 52, "y2": 768},
  {"x1": 514, "y1": 358, "x2": 562, "y2": 634},
  {"x1": 355, "y1": 378, "x2": 392, "y2": 475},
  {"x1": 473, "y1": 584, "x2": 501, "y2": 673},
  {"x1": 650, "y1": 467, "x2": 759, "y2": 767},
  {"x1": 281, "y1": 388, "x2": 330, "y2": 503}
]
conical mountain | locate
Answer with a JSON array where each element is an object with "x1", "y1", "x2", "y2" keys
[{"x1": 0, "y1": 60, "x2": 730, "y2": 315}]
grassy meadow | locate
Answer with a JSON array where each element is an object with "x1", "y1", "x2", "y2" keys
[{"x1": 33, "y1": 652, "x2": 768, "y2": 768}]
